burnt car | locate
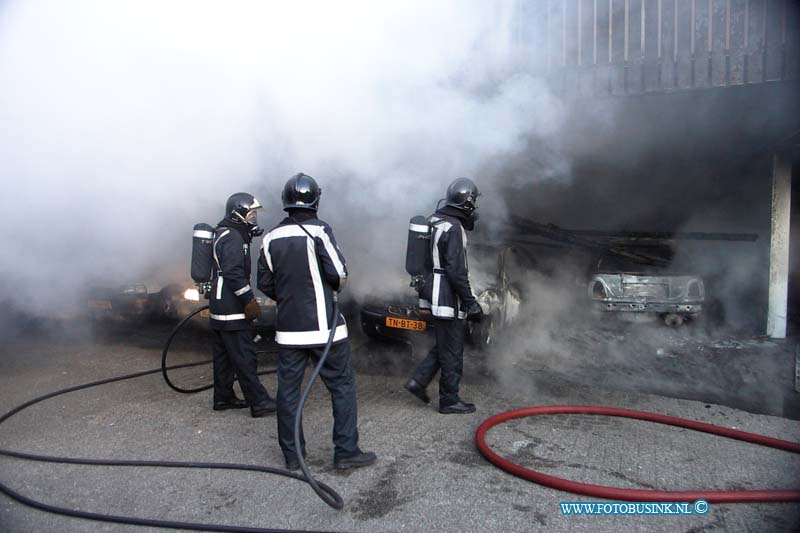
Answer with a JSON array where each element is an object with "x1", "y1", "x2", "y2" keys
[
  {"x1": 87, "y1": 283, "x2": 205, "y2": 322},
  {"x1": 588, "y1": 270, "x2": 705, "y2": 326},
  {"x1": 87, "y1": 284, "x2": 152, "y2": 320},
  {"x1": 585, "y1": 251, "x2": 706, "y2": 326},
  {"x1": 506, "y1": 216, "x2": 752, "y2": 328},
  {"x1": 360, "y1": 248, "x2": 521, "y2": 349}
]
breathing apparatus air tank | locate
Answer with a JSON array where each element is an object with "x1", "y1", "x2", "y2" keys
[
  {"x1": 191, "y1": 224, "x2": 216, "y2": 289},
  {"x1": 405, "y1": 216, "x2": 431, "y2": 290}
]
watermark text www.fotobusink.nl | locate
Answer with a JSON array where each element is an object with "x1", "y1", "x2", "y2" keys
[{"x1": 559, "y1": 500, "x2": 709, "y2": 516}]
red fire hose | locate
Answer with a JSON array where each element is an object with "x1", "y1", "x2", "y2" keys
[{"x1": 475, "y1": 405, "x2": 800, "y2": 503}]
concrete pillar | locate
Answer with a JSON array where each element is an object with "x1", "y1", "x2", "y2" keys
[{"x1": 767, "y1": 152, "x2": 792, "y2": 338}]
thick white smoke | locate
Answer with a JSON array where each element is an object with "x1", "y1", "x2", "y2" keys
[{"x1": 0, "y1": 0, "x2": 566, "y2": 314}]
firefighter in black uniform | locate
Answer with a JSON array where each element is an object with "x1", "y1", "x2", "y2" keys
[
  {"x1": 257, "y1": 173, "x2": 376, "y2": 471},
  {"x1": 404, "y1": 178, "x2": 484, "y2": 414},
  {"x1": 209, "y1": 193, "x2": 276, "y2": 417}
]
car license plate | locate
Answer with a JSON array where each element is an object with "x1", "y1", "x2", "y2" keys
[
  {"x1": 88, "y1": 299, "x2": 112, "y2": 310},
  {"x1": 385, "y1": 316, "x2": 426, "y2": 331},
  {"x1": 200, "y1": 309, "x2": 210, "y2": 318}
]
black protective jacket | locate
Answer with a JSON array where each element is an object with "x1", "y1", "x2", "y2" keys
[
  {"x1": 257, "y1": 211, "x2": 348, "y2": 347},
  {"x1": 209, "y1": 219, "x2": 256, "y2": 331},
  {"x1": 418, "y1": 206, "x2": 478, "y2": 320}
]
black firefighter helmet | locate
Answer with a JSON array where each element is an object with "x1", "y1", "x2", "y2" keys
[
  {"x1": 225, "y1": 192, "x2": 264, "y2": 237},
  {"x1": 445, "y1": 177, "x2": 480, "y2": 216},
  {"x1": 282, "y1": 173, "x2": 321, "y2": 211}
]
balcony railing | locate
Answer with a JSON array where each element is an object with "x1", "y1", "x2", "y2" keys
[{"x1": 511, "y1": 0, "x2": 799, "y2": 97}]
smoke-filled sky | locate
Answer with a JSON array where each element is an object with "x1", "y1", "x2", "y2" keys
[
  {"x1": 1, "y1": 0, "x2": 797, "y2": 328},
  {"x1": 0, "y1": 0, "x2": 572, "y2": 313}
]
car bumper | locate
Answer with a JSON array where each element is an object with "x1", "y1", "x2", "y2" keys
[
  {"x1": 360, "y1": 304, "x2": 433, "y2": 341},
  {"x1": 592, "y1": 300, "x2": 703, "y2": 314}
]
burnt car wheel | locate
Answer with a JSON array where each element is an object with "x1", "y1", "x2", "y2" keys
[
  {"x1": 160, "y1": 296, "x2": 177, "y2": 319},
  {"x1": 663, "y1": 313, "x2": 684, "y2": 328}
]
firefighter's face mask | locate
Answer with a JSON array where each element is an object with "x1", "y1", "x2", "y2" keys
[
  {"x1": 233, "y1": 208, "x2": 263, "y2": 237},
  {"x1": 246, "y1": 209, "x2": 264, "y2": 237},
  {"x1": 463, "y1": 194, "x2": 480, "y2": 231},
  {"x1": 464, "y1": 193, "x2": 480, "y2": 228},
  {"x1": 467, "y1": 191, "x2": 480, "y2": 211}
]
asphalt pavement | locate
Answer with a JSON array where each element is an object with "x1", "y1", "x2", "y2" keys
[{"x1": 0, "y1": 318, "x2": 798, "y2": 532}]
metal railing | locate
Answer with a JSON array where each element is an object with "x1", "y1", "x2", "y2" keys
[{"x1": 511, "y1": 0, "x2": 799, "y2": 97}]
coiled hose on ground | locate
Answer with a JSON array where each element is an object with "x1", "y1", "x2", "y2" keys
[
  {"x1": 3, "y1": 307, "x2": 798, "y2": 531},
  {"x1": 0, "y1": 299, "x2": 343, "y2": 532},
  {"x1": 476, "y1": 405, "x2": 800, "y2": 503},
  {"x1": 161, "y1": 301, "x2": 344, "y2": 510}
]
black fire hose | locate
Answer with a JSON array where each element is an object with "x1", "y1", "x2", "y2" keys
[
  {"x1": 294, "y1": 292, "x2": 343, "y2": 509},
  {"x1": 161, "y1": 304, "x2": 278, "y2": 393},
  {"x1": 161, "y1": 304, "x2": 217, "y2": 393},
  {"x1": 0, "y1": 300, "x2": 344, "y2": 531},
  {"x1": 0, "y1": 359, "x2": 340, "y2": 532},
  {"x1": 160, "y1": 300, "x2": 345, "y2": 510}
]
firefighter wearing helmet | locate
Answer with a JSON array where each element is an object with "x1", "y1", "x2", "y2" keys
[
  {"x1": 405, "y1": 178, "x2": 484, "y2": 414},
  {"x1": 208, "y1": 193, "x2": 276, "y2": 417},
  {"x1": 257, "y1": 173, "x2": 376, "y2": 471}
]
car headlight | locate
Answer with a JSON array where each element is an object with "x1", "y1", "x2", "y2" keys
[
  {"x1": 687, "y1": 281, "x2": 702, "y2": 300},
  {"x1": 183, "y1": 288, "x2": 200, "y2": 302},
  {"x1": 591, "y1": 281, "x2": 607, "y2": 299}
]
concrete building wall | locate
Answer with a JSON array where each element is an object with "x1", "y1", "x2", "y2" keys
[{"x1": 767, "y1": 152, "x2": 792, "y2": 337}]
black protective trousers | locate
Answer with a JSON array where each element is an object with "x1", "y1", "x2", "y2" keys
[
  {"x1": 276, "y1": 341, "x2": 359, "y2": 463},
  {"x1": 411, "y1": 317, "x2": 465, "y2": 406},
  {"x1": 211, "y1": 329, "x2": 271, "y2": 407}
]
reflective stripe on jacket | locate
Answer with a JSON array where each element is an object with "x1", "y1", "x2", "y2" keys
[
  {"x1": 209, "y1": 221, "x2": 255, "y2": 331},
  {"x1": 257, "y1": 216, "x2": 348, "y2": 347},
  {"x1": 418, "y1": 212, "x2": 478, "y2": 320}
]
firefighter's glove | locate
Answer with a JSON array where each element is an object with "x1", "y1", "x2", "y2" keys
[
  {"x1": 244, "y1": 299, "x2": 262, "y2": 321},
  {"x1": 466, "y1": 301, "x2": 484, "y2": 323}
]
